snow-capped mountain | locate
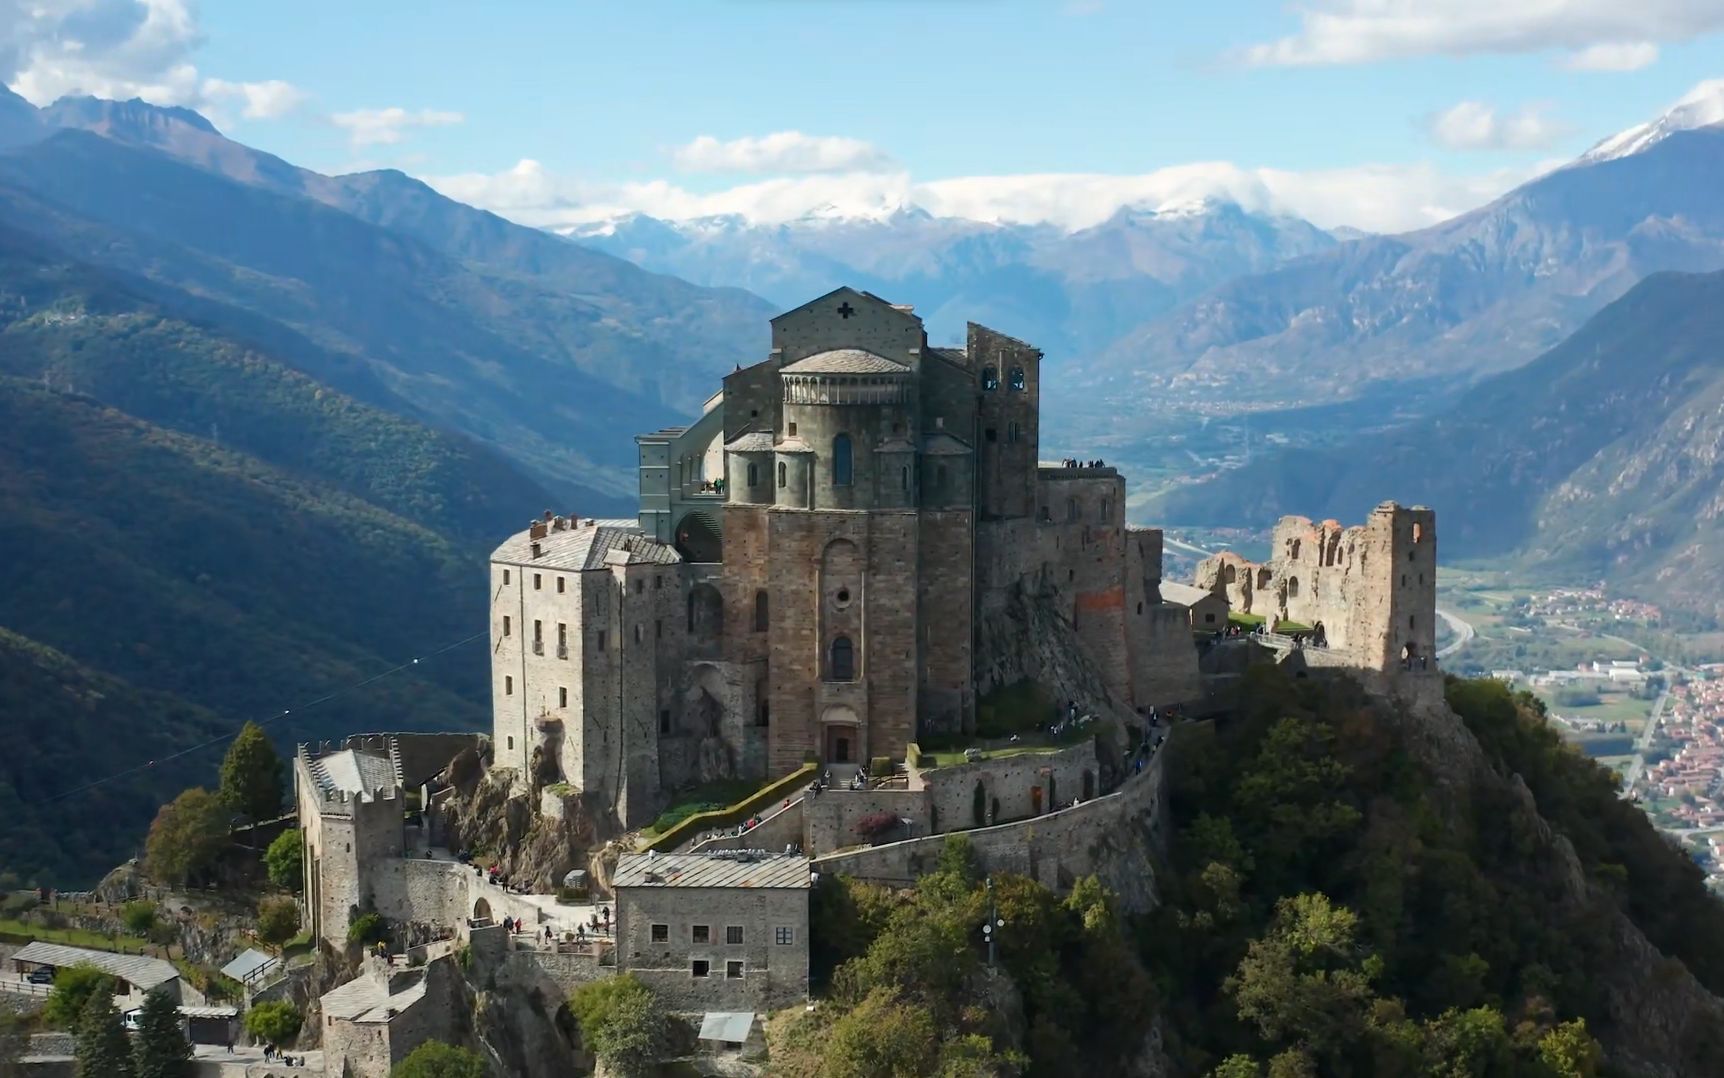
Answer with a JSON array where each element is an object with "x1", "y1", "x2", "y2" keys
[
  {"x1": 568, "y1": 198, "x2": 1338, "y2": 357},
  {"x1": 1579, "y1": 78, "x2": 1724, "y2": 164}
]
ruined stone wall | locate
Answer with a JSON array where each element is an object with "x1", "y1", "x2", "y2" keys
[
  {"x1": 813, "y1": 746, "x2": 1168, "y2": 914},
  {"x1": 1194, "y1": 503, "x2": 1437, "y2": 673},
  {"x1": 920, "y1": 741, "x2": 1099, "y2": 832},
  {"x1": 615, "y1": 886, "x2": 810, "y2": 1013},
  {"x1": 1123, "y1": 529, "x2": 1203, "y2": 706}
]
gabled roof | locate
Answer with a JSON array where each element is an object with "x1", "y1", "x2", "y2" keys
[
  {"x1": 220, "y1": 949, "x2": 278, "y2": 985},
  {"x1": 770, "y1": 285, "x2": 913, "y2": 326},
  {"x1": 1161, "y1": 581, "x2": 1222, "y2": 607},
  {"x1": 312, "y1": 748, "x2": 399, "y2": 799},
  {"x1": 12, "y1": 942, "x2": 179, "y2": 990},
  {"x1": 780, "y1": 349, "x2": 910, "y2": 376}
]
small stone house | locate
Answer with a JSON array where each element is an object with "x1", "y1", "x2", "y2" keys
[
  {"x1": 613, "y1": 852, "x2": 810, "y2": 1012},
  {"x1": 1161, "y1": 581, "x2": 1229, "y2": 632}
]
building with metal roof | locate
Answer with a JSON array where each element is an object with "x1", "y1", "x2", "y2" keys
[
  {"x1": 11, "y1": 942, "x2": 192, "y2": 1005},
  {"x1": 615, "y1": 853, "x2": 811, "y2": 1013}
]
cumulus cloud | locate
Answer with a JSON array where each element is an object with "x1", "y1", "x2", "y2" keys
[
  {"x1": 672, "y1": 132, "x2": 894, "y2": 174},
  {"x1": 1563, "y1": 41, "x2": 1662, "y2": 71},
  {"x1": 1427, "y1": 101, "x2": 1571, "y2": 151},
  {"x1": 1241, "y1": 0, "x2": 1724, "y2": 66},
  {"x1": 425, "y1": 156, "x2": 1551, "y2": 237},
  {"x1": 201, "y1": 78, "x2": 306, "y2": 120},
  {"x1": 1, "y1": 0, "x2": 305, "y2": 121},
  {"x1": 331, "y1": 107, "x2": 464, "y2": 147}
]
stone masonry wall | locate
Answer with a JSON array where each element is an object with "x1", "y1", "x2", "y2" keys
[
  {"x1": 616, "y1": 885, "x2": 810, "y2": 1013},
  {"x1": 813, "y1": 744, "x2": 1168, "y2": 913},
  {"x1": 921, "y1": 740, "x2": 1099, "y2": 832},
  {"x1": 803, "y1": 788, "x2": 930, "y2": 856}
]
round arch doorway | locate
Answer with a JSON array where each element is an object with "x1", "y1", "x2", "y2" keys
[{"x1": 820, "y1": 705, "x2": 861, "y2": 764}]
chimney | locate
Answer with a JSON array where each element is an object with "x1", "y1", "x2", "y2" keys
[
  {"x1": 531, "y1": 541, "x2": 542, "y2": 558},
  {"x1": 543, "y1": 510, "x2": 554, "y2": 522},
  {"x1": 552, "y1": 515, "x2": 566, "y2": 531},
  {"x1": 529, "y1": 520, "x2": 548, "y2": 541}
]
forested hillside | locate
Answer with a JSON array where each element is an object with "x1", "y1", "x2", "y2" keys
[
  {"x1": 791, "y1": 670, "x2": 1724, "y2": 1075},
  {"x1": 0, "y1": 241, "x2": 588, "y2": 883}
]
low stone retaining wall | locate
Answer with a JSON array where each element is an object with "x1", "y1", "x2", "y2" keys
[{"x1": 812, "y1": 742, "x2": 1169, "y2": 912}]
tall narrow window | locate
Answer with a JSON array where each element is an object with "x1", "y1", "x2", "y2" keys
[
  {"x1": 832, "y1": 433, "x2": 853, "y2": 486},
  {"x1": 901, "y1": 465, "x2": 909, "y2": 492},
  {"x1": 557, "y1": 576, "x2": 565, "y2": 593},
  {"x1": 503, "y1": 569, "x2": 511, "y2": 585},
  {"x1": 831, "y1": 635, "x2": 855, "y2": 681},
  {"x1": 747, "y1": 462, "x2": 759, "y2": 487},
  {"x1": 559, "y1": 687, "x2": 568, "y2": 708},
  {"x1": 754, "y1": 590, "x2": 769, "y2": 632},
  {"x1": 503, "y1": 616, "x2": 511, "y2": 637},
  {"x1": 936, "y1": 465, "x2": 948, "y2": 492},
  {"x1": 787, "y1": 421, "x2": 797, "y2": 437},
  {"x1": 1009, "y1": 366, "x2": 1026, "y2": 391},
  {"x1": 778, "y1": 461, "x2": 787, "y2": 488},
  {"x1": 505, "y1": 676, "x2": 513, "y2": 695},
  {"x1": 982, "y1": 366, "x2": 999, "y2": 390}
]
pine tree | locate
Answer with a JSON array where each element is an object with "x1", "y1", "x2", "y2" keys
[
  {"x1": 132, "y1": 990, "x2": 191, "y2": 1078},
  {"x1": 74, "y1": 990, "x2": 134, "y2": 1078},
  {"x1": 220, "y1": 722, "x2": 284, "y2": 825}
]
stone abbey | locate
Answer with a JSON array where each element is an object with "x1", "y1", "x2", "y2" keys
[{"x1": 488, "y1": 287, "x2": 1204, "y2": 826}]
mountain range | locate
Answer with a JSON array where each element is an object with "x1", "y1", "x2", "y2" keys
[
  {"x1": 0, "y1": 88, "x2": 774, "y2": 503},
  {"x1": 571, "y1": 198, "x2": 1342, "y2": 360},
  {"x1": 1152, "y1": 267, "x2": 1724, "y2": 623}
]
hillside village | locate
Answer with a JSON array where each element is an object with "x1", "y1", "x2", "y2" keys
[{"x1": 3, "y1": 288, "x2": 1446, "y2": 1077}]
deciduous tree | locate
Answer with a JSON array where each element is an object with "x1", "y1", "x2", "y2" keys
[
  {"x1": 44, "y1": 965, "x2": 117, "y2": 1029},
  {"x1": 568, "y1": 975, "x2": 666, "y2": 1077},
  {"x1": 243, "y1": 1001, "x2": 301, "y2": 1048},
  {"x1": 264, "y1": 829, "x2": 303, "y2": 891},
  {"x1": 392, "y1": 1042, "x2": 486, "y2": 1078},
  {"x1": 257, "y1": 896, "x2": 300, "y2": 947},
  {"x1": 145, "y1": 788, "x2": 230, "y2": 887}
]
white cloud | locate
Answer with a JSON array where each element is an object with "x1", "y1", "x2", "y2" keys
[
  {"x1": 672, "y1": 132, "x2": 894, "y2": 174},
  {"x1": 1, "y1": 0, "x2": 304, "y2": 121},
  {"x1": 331, "y1": 107, "x2": 464, "y2": 147},
  {"x1": 1428, "y1": 101, "x2": 1570, "y2": 151},
  {"x1": 425, "y1": 156, "x2": 1551, "y2": 237},
  {"x1": 201, "y1": 78, "x2": 306, "y2": 120},
  {"x1": 1242, "y1": 0, "x2": 1724, "y2": 66},
  {"x1": 1563, "y1": 41, "x2": 1661, "y2": 71}
]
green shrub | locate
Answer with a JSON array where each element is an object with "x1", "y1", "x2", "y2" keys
[
  {"x1": 120, "y1": 900, "x2": 158, "y2": 937},
  {"x1": 568, "y1": 975, "x2": 667, "y2": 1076},
  {"x1": 257, "y1": 896, "x2": 300, "y2": 947},
  {"x1": 44, "y1": 965, "x2": 117, "y2": 1029},
  {"x1": 263, "y1": 830, "x2": 303, "y2": 892},
  {"x1": 347, "y1": 912, "x2": 388, "y2": 946},
  {"x1": 243, "y1": 1001, "x2": 301, "y2": 1047},
  {"x1": 392, "y1": 1042, "x2": 485, "y2": 1077}
]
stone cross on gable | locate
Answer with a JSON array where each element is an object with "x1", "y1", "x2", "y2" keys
[{"x1": 836, "y1": 302, "x2": 856, "y2": 319}]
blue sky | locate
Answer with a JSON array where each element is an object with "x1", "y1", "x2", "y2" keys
[{"x1": 6, "y1": 1, "x2": 1724, "y2": 231}]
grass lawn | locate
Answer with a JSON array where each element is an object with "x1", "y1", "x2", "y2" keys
[
  {"x1": 918, "y1": 724, "x2": 1093, "y2": 768},
  {"x1": 0, "y1": 918, "x2": 154, "y2": 953},
  {"x1": 921, "y1": 743, "x2": 1066, "y2": 768},
  {"x1": 642, "y1": 778, "x2": 764, "y2": 837}
]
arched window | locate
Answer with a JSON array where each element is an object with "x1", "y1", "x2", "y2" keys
[
  {"x1": 1290, "y1": 538, "x2": 1302, "y2": 559},
  {"x1": 901, "y1": 465, "x2": 910, "y2": 493},
  {"x1": 1287, "y1": 576, "x2": 1301, "y2": 599},
  {"x1": 830, "y1": 636, "x2": 855, "y2": 681},
  {"x1": 832, "y1": 433, "x2": 853, "y2": 486},
  {"x1": 982, "y1": 366, "x2": 999, "y2": 390},
  {"x1": 1009, "y1": 366, "x2": 1026, "y2": 391},
  {"x1": 777, "y1": 461, "x2": 787, "y2": 488},
  {"x1": 754, "y1": 590, "x2": 769, "y2": 632}
]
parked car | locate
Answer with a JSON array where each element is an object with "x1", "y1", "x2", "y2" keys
[{"x1": 26, "y1": 968, "x2": 53, "y2": 985}]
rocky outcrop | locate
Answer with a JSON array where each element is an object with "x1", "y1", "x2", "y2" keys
[{"x1": 441, "y1": 769, "x2": 619, "y2": 892}]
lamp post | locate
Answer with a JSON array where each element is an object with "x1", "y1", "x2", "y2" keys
[{"x1": 981, "y1": 876, "x2": 1004, "y2": 971}]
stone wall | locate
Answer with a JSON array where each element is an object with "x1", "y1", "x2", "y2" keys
[
  {"x1": 813, "y1": 743, "x2": 1168, "y2": 914},
  {"x1": 615, "y1": 885, "x2": 809, "y2": 1013},
  {"x1": 694, "y1": 798, "x2": 807, "y2": 854},
  {"x1": 322, "y1": 957, "x2": 468, "y2": 1078},
  {"x1": 802, "y1": 788, "x2": 930, "y2": 856},
  {"x1": 920, "y1": 740, "x2": 1100, "y2": 832},
  {"x1": 1194, "y1": 502, "x2": 1437, "y2": 674}
]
